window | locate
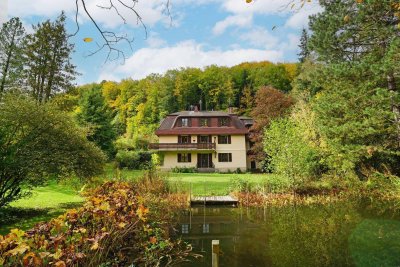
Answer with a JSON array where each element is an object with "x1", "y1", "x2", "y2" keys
[
  {"x1": 178, "y1": 135, "x2": 191, "y2": 144},
  {"x1": 178, "y1": 153, "x2": 191, "y2": 162},
  {"x1": 200, "y1": 118, "x2": 209, "y2": 127},
  {"x1": 182, "y1": 224, "x2": 189, "y2": 234},
  {"x1": 218, "y1": 135, "x2": 231, "y2": 144},
  {"x1": 181, "y1": 118, "x2": 190, "y2": 127},
  {"x1": 219, "y1": 117, "x2": 230, "y2": 127},
  {"x1": 202, "y1": 224, "x2": 210, "y2": 233},
  {"x1": 198, "y1": 135, "x2": 210, "y2": 143},
  {"x1": 218, "y1": 153, "x2": 232, "y2": 162}
]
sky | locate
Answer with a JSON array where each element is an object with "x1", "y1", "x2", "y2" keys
[{"x1": 3, "y1": 0, "x2": 321, "y2": 84}]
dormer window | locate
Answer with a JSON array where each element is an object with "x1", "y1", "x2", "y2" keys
[
  {"x1": 219, "y1": 117, "x2": 230, "y2": 127},
  {"x1": 200, "y1": 118, "x2": 209, "y2": 127},
  {"x1": 181, "y1": 118, "x2": 190, "y2": 127}
]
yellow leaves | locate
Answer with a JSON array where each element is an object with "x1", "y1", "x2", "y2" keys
[
  {"x1": 99, "y1": 201, "x2": 111, "y2": 211},
  {"x1": 136, "y1": 204, "x2": 149, "y2": 221},
  {"x1": 356, "y1": 0, "x2": 363, "y2": 3},
  {"x1": 245, "y1": 0, "x2": 252, "y2": 3},
  {"x1": 83, "y1": 37, "x2": 93, "y2": 42},
  {"x1": 10, "y1": 228, "x2": 25, "y2": 239},
  {"x1": 118, "y1": 222, "x2": 127, "y2": 229},
  {"x1": 5, "y1": 243, "x2": 29, "y2": 256},
  {"x1": 344, "y1": 15, "x2": 350, "y2": 23},
  {"x1": 91, "y1": 242, "x2": 99, "y2": 250}
]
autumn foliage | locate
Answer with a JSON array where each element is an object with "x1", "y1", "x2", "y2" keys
[
  {"x1": 249, "y1": 86, "x2": 294, "y2": 166},
  {"x1": 0, "y1": 177, "x2": 191, "y2": 266}
]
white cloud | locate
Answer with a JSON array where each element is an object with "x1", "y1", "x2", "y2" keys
[
  {"x1": 285, "y1": 3, "x2": 322, "y2": 29},
  {"x1": 212, "y1": 14, "x2": 252, "y2": 35},
  {"x1": 99, "y1": 40, "x2": 283, "y2": 80},
  {"x1": 0, "y1": 0, "x2": 8, "y2": 24},
  {"x1": 240, "y1": 27, "x2": 279, "y2": 49},
  {"x1": 146, "y1": 32, "x2": 167, "y2": 48},
  {"x1": 9, "y1": 0, "x2": 75, "y2": 18}
]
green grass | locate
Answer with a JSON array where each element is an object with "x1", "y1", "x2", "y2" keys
[{"x1": 0, "y1": 181, "x2": 83, "y2": 235}]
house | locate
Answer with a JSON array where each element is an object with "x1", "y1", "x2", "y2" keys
[{"x1": 149, "y1": 107, "x2": 254, "y2": 172}]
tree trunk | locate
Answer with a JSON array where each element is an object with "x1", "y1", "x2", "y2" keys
[{"x1": 388, "y1": 73, "x2": 400, "y2": 148}]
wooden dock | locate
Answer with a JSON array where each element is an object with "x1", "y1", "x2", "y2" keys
[{"x1": 190, "y1": 195, "x2": 238, "y2": 206}]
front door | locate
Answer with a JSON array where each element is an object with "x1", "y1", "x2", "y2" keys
[{"x1": 197, "y1": 153, "x2": 213, "y2": 168}]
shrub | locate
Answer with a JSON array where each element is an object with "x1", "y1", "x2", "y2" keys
[
  {"x1": 230, "y1": 176, "x2": 252, "y2": 193},
  {"x1": 171, "y1": 167, "x2": 198, "y2": 173},
  {"x1": 115, "y1": 150, "x2": 153, "y2": 170},
  {"x1": 0, "y1": 180, "x2": 192, "y2": 266}
]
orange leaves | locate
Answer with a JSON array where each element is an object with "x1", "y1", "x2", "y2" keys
[
  {"x1": 136, "y1": 204, "x2": 149, "y2": 221},
  {"x1": 23, "y1": 252, "x2": 42, "y2": 266},
  {"x1": 149, "y1": 236, "x2": 157, "y2": 244},
  {"x1": 55, "y1": 260, "x2": 67, "y2": 267}
]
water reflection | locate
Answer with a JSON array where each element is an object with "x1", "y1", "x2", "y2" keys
[{"x1": 176, "y1": 202, "x2": 400, "y2": 267}]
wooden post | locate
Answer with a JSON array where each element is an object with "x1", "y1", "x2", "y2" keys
[{"x1": 212, "y1": 240, "x2": 219, "y2": 267}]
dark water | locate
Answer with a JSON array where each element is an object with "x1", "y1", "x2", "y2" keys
[{"x1": 176, "y1": 201, "x2": 400, "y2": 267}]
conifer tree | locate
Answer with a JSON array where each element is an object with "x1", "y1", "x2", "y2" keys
[
  {"x1": 0, "y1": 17, "x2": 26, "y2": 96},
  {"x1": 25, "y1": 12, "x2": 77, "y2": 103},
  {"x1": 298, "y1": 28, "x2": 309, "y2": 63}
]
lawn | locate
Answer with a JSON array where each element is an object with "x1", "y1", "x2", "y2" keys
[
  {"x1": 0, "y1": 166, "x2": 268, "y2": 234},
  {"x1": 0, "y1": 181, "x2": 83, "y2": 235}
]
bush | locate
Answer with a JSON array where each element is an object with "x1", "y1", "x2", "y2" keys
[
  {"x1": 230, "y1": 176, "x2": 252, "y2": 193},
  {"x1": 0, "y1": 180, "x2": 192, "y2": 266},
  {"x1": 171, "y1": 167, "x2": 198, "y2": 173},
  {"x1": 263, "y1": 175, "x2": 292, "y2": 193},
  {"x1": 115, "y1": 150, "x2": 153, "y2": 170}
]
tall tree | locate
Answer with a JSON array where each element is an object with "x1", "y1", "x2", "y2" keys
[
  {"x1": 78, "y1": 86, "x2": 116, "y2": 158},
  {"x1": 25, "y1": 12, "x2": 77, "y2": 103},
  {"x1": 309, "y1": 0, "x2": 400, "y2": 146},
  {"x1": 298, "y1": 28, "x2": 310, "y2": 63},
  {"x1": 0, "y1": 17, "x2": 26, "y2": 96},
  {"x1": 249, "y1": 86, "x2": 294, "y2": 168}
]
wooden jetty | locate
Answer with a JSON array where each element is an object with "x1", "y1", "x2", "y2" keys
[{"x1": 190, "y1": 195, "x2": 238, "y2": 206}]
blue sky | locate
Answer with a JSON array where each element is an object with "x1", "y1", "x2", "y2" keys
[{"x1": 2, "y1": 0, "x2": 321, "y2": 84}]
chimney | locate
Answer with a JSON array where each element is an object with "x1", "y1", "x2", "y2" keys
[{"x1": 194, "y1": 105, "x2": 199, "y2": 112}]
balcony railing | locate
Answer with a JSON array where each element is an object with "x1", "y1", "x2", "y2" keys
[{"x1": 149, "y1": 143, "x2": 216, "y2": 151}]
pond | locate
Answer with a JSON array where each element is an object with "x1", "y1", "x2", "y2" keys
[{"x1": 175, "y1": 201, "x2": 400, "y2": 267}]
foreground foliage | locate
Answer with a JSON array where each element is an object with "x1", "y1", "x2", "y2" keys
[
  {"x1": 0, "y1": 176, "x2": 191, "y2": 266},
  {"x1": 0, "y1": 94, "x2": 105, "y2": 208}
]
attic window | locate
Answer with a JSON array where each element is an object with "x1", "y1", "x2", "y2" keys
[
  {"x1": 181, "y1": 118, "x2": 189, "y2": 127},
  {"x1": 219, "y1": 117, "x2": 230, "y2": 127}
]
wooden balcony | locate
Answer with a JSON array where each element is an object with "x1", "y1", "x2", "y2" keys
[{"x1": 149, "y1": 143, "x2": 216, "y2": 151}]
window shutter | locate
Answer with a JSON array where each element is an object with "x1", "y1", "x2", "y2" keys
[
  {"x1": 188, "y1": 153, "x2": 192, "y2": 162},
  {"x1": 178, "y1": 136, "x2": 182, "y2": 143},
  {"x1": 229, "y1": 153, "x2": 232, "y2": 162},
  {"x1": 188, "y1": 118, "x2": 192, "y2": 127},
  {"x1": 209, "y1": 135, "x2": 212, "y2": 143},
  {"x1": 189, "y1": 135, "x2": 191, "y2": 144},
  {"x1": 228, "y1": 135, "x2": 231, "y2": 144},
  {"x1": 178, "y1": 153, "x2": 182, "y2": 162}
]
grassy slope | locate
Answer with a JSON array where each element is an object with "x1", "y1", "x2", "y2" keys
[{"x1": 0, "y1": 181, "x2": 83, "y2": 235}]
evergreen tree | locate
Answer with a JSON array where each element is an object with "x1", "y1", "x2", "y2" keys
[
  {"x1": 25, "y1": 12, "x2": 77, "y2": 103},
  {"x1": 78, "y1": 86, "x2": 116, "y2": 158},
  {"x1": 298, "y1": 28, "x2": 309, "y2": 63},
  {"x1": 0, "y1": 17, "x2": 26, "y2": 96}
]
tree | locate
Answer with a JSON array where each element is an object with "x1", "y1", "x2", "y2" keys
[
  {"x1": 0, "y1": 17, "x2": 26, "y2": 96},
  {"x1": 77, "y1": 86, "x2": 116, "y2": 157},
  {"x1": 25, "y1": 12, "x2": 77, "y2": 103},
  {"x1": 0, "y1": 93, "x2": 105, "y2": 207},
  {"x1": 308, "y1": 0, "x2": 400, "y2": 146},
  {"x1": 249, "y1": 86, "x2": 294, "y2": 168},
  {"x1": 298, "y1": 28, "x2": 309, "y2": 63}
]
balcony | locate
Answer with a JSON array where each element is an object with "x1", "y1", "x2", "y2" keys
[{"x1": 149, "y1": 143, "x2": 216, "y2": 151}]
